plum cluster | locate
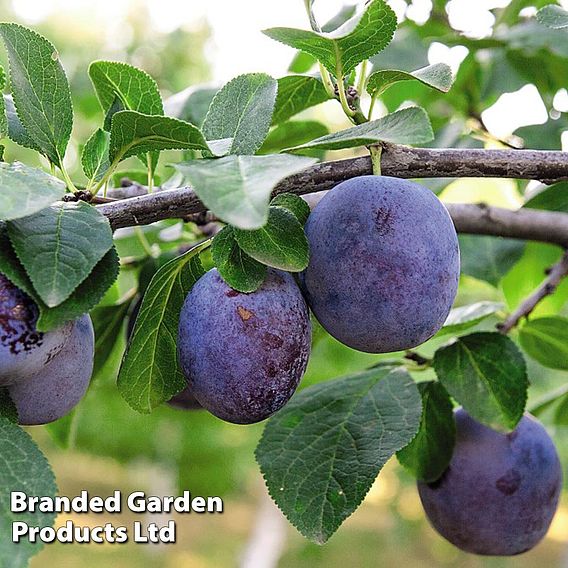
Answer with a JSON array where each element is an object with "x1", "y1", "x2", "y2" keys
[
  {"x1": 0, "y1": 274, "x2": 94, "y2": 425},
  {"x1": 419, "y1": 409, "x2": 562, "y2": 556}
]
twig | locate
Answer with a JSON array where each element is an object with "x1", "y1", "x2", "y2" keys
[{"x1": 498, "y1": 251, "x2": 568, "y2": 334}]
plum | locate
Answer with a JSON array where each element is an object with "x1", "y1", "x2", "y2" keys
[
  {"x1": 0, "y1": 273, "x2": 73, "y2": 386},
  {"x1": 167, "y1": 386, "x2": 203, "y2": 411},
  {"x1": 302, "y1": 176, "x2": 460, "y2": 353},
  {"x1": 8, "y1": 315, "x2": 94, "y2": 425},
  {"x1": 178, "y1": 268, "x2": 311, "y2": 424},
  {"x1": 418, "y1": 409, "x2": 562, "y2": 556}
]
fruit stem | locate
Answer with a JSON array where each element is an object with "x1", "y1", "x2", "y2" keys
[{"x1": 370, "y1": 144, "x2": 382, "y2": 176}]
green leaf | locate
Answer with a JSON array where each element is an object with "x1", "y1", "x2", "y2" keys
[
  {"x1": 438, "y1": 301, "x2": 504, "y2": 337},
  {"x1": 397, "y1": 382, "x2": 456, "y2": 483},
  {"x1": 117, "y1": 242, "x2": 209, "y2": 413},
  {"x1": 91, "y1": 300, "x2": 132, "y2": 376},
  {"x1": 270, "y1": 193, "x2": 311, "y2": 225},
  {"x1": 0, "y1": 417, "x2": 57, "y2": 568},
  {"x1": 0, "y1": 161, "x2": 66, "y2": 221},
  {"x1": 234, "y1": 206, "x2": 309, "y2": 272},
  {"x1": 89, "y1": 60, "x2": 164, "y2": 120},
  {"x1": 202, "y1": 73, "x2": 278, "y2": 155},
  {"x1": 0, "y1": 65, "x2": 6, "y2": 139},
  {"x1": 7, "y1": 201, "x2": 114, "y2": 307},
  {"x1": 519, "y1": 317, "x2": 568, "y2": 370},
  {"x1": 109, "y1": 111, "x2": 209, "y2": 163},
  {"x1": 164, "y1": 85, "x2": 218, "y2": 127},
  {"x1": 256, "y1": 366, "x2": 421, "y2": 544},
  {"x1": 272, "y1": 76, "x2": 331, "y2": 125},
  {"x1": 366, "y1": 63, "x2": 454, "y2": 98},
  {"x1": 174, "y1": 154, "x2": 317, "y2": 230},
  {"x1": 0, "y1": 389, "x2": 17, "y2": 423},
  {"x1": 211, "y1": 226, "x2": 267, "y2": 293},
  {"x1": 286, "y1": 107, "x2": 434, "y2": 152},
  {"x1": 264, "y1": 0, "x2": 397, "y2": 77},
  {"x1": 259, "y1": 120, "x2": 329, "y2": 156},
  {"x1": 434, "y1": 332, "x2": 528, "y2": 432},
  {"x1": 0, "y1": 225, "x2": 120, "y2": 331},
  {"x1": 524, "y1": 182, "x2": 568, "y2": 212},
  {"x1": 537, "y1": 5, "x2": 568, "y2": 29},
  {"x1": 459, "y1": 235, "x2": 525, "y2": 287},
  {"x1": 3, "y1": 94, "x2": 40, "y2": 152},
  {"x1": 0, "y1": 23, "x2": 73, "y2": 167},
  {"x1": 45, "y1": 410, "x2": 77, "y2": 449},
  {"x1": 81, "y1": 128, "x2": 110, "y2": 183}
]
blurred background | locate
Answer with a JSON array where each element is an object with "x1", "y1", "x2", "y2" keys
[{"x1": 0, "y1": 0, "x2": 568, "y2": 566}]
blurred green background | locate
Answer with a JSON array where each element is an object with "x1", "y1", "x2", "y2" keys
[{"x1": 1, "y1": 0, "x2": 567, "y2": 566}]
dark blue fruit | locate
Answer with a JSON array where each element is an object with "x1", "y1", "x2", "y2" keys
[
  {"x1": 302, "y1": 176, "x2": 460, "y2": 353},
  {"x1": 418, "y1": 409, "x2": 562, "y2": 556},
  {"x1": 8, "y1": 315, "x2": 94, "y2": 425},
  {"x1": 0, "y1": 273, "x2": 73, "y2": 386},
  {"x1": 178, "y1": 269, "x2": 311, "y2": 424}
]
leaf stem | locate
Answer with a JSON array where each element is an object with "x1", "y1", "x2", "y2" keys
[
  {"x1": 319, "y1": 63, "x2": 336, "y2": 99},
  {"x1": 59, "y1": 163, "x2": 79, "y2": 193},
  {"x1": 147, "y1": 154, "x2": 154, "y2": 194},
  {"x1": 368, "y1": 94, "x2": 378, "y2": 121},
  {"x1": 356, "y1": 60, "x2": 368, "y2": 97},
  {"x1": 135, "y1": 226, "x2": 156, "y2": 258}
]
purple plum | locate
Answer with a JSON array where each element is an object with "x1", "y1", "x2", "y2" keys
[
  {"x1": 302, "y1": 176, "x2": 460, "y2": 353},
  {"x1": 418, "y1": 409, "x2": 562, "y2": 556},
  {"x1": 0, "y1": 273, "x2": 73, "y2": 386},
  {"x1": 178, "y1": 269, "x2": 311, "y2": 424},
  {"x1": 8, "y1": 315, "x2": 94, "y2": 425}
]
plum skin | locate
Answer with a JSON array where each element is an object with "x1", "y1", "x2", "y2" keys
[
  {"x1": 301, "y1": 175, "x2": 460, "y2": 353},
  {"x1": 418, "y1": 409, "x2": 562, "y2": 556},
  {"x1": 8, "y1": 315, "x2": 94, "y2": 426},
  {"x1": 0, "y1": 273, "x2": 73, "y2": 386},
  {"x1": 178, "y1": 268, "x2": 311, "y2": 424}
]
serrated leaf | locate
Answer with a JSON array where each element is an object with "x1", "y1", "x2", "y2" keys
[
  {"x1": 286, "y1": 107, "x2": 434, "y2": 152},
  {"x1": 117, "y1": 242, "x2": 209, "y2": 413},
  {"x1": 109, "y1": 111, "x2": 209, "y2": 163},
  {"x1": 0, "y1": 65, "x2": 6, "y2": 138},
  {"x1": 0, "y1": 161, "x2": 66, "y2": 221},
  {"x1": 202, "y1": 73, "x2": 278, "y2": 155},
  {"x1": 272, "y1": 76, "x2": 331, "y2": 124},
  {"x1": 211, "y1": 226, "x2": 266, "y2": 293},
  {"x1": 0, "y1": 389, "x2": 17, "y2": 423},
  {"x1": 259, "y1": 120, "x2": 329, "y2": 156},
  {"x1": 519, "y1": 317, "x2": 568, "y2": 370},
  {"x1": 434, "y1": 332, "x2": 528, "y2": 432},
  {"x1": 264, "y1": 0, "x2": 397, "y2": 77},
  {"x1": 397, "y1": 382, "x2": 455, "y2": 483},
  {"x1": 367, "y1": 63, "x2": 453, "y2": 98},
  {"x1": 524, "y1": 182, "x2": 568, "y2": 212},
  {"x1": 459, "y1": 235, "x2": 525, "y2": 287},
  {"x1": 3, "y1": 94, "x2": 40, "y2": 152},
  {"x1": 256, "y1": 366, "x2": 421, "y2": 544},
  {"x1": 91, "y1": 300, "x2": 132, "y2": 376},
  {"x1": 0, "y1": 23, "x2": 73, "y2": 167},
  {"x1": 537, "y1": 5, "x2": 568, "y2": 29},
  {"x1": 271, "y1": 193, "x2": 311, "y2": 225},
  {"x1": 89, "y1": 60, "x2": 163, "y2": 120},
  {"x1": 0, "y1": 417, "x2": 57, "y2": 568},
  {"x1": 175, "y1": 154, "x2": 317, "y2": 230},
  {"x1": 0, "y1": 224, "x2": 120, "y2": 331},
  {"x1": 234, "y1": 206, "x2": 309, "y2": 271},
  {"x1": 437, "y1": 301, "x2": 504, "y2": 337},
  {"x1": 81, "y1": 128, "x2": 110, "y2": 183},
  {"x1": 7, "y1": 201, "x2": 113, "y2": 307}
]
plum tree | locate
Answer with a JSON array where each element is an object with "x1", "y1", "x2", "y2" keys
[
  {"x1": 417, "y1": 409, "x2": 562, "y2": 556},
  {"x1": 0, "y1": 274, "x2": 74, "y2": 386},
  {"x1": 301, "y1": 176, "x2": 460, "y2": 353},
  {"x1": 178, "y1": 268, "x2": 311, "y2": 424},
  {"x1": 7, "y1": 315, "x2": 94, "y2": 425}
]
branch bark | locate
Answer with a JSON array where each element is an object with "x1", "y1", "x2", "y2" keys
[
  {"x1": 498, "y1": 251, "x2": 568, "y2": 334},
  {"x1": 96, "y1": 146, "x2": 568, "y2": 246}
]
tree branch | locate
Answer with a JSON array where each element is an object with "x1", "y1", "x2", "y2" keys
[
  {"x1": 96, "y1": 146, "x2": 568, "y2": 246},
  {"x1": 498, "y1": 251, "x2": 568, "y2": 334}
]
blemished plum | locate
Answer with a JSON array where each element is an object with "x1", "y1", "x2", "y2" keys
[
  {"x1": 418, "y1": 409, "x2": 562, "y2": 556},
  {"x1": 302, "y1": 176, "x2": 460, "y2": 353},
  {"x1": 8, "y1": 315, "x2": 94, "y2": 425},
  {"x1": 0, "y1": 273, "x2": 73, "y2": 386},
  {"x1": 178, "y1": 269, "x2": 311, "y2": 424}
]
